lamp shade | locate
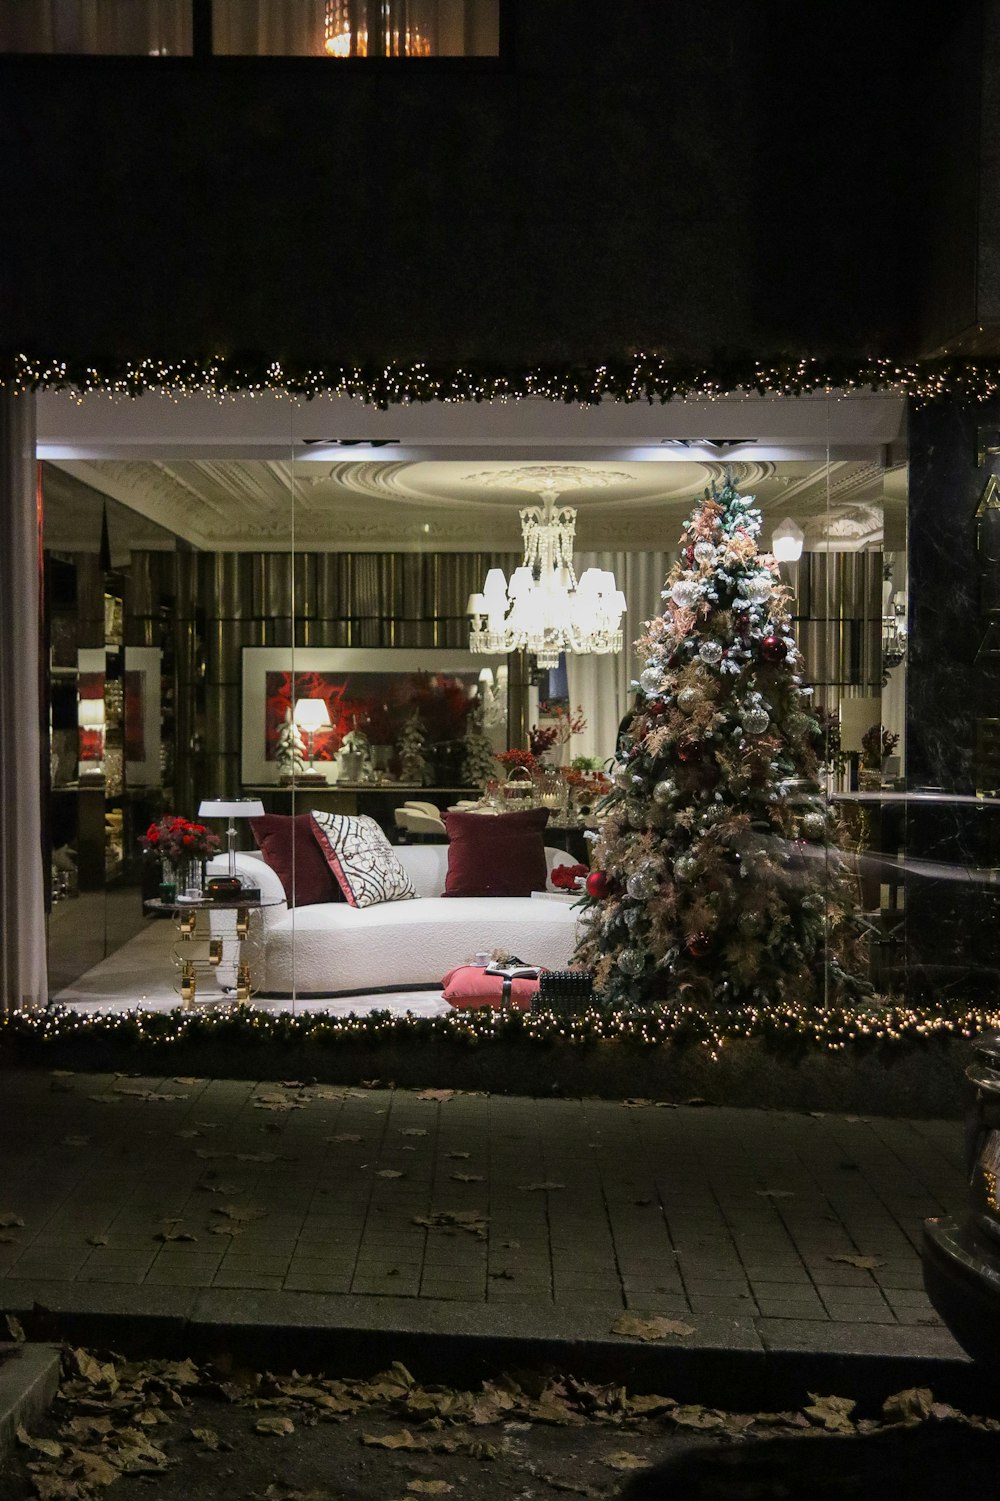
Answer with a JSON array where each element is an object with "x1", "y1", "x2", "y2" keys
[
  {"x1": 772, "y1": 516, "x2": 805, "y2": 562},
  {"x1": 78, "y1": 699, "x2": 105, "y2": 728},
  {"x1": 198, "y1": 798, "x2": 266, "y2": 819},
  {"x1": 292, "y1": 697, "x2": 332, "y2": 731}
]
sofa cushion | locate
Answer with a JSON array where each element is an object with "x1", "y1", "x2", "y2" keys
[
  {"x1": 310, "y1": 810, "x2": 417, "y2": 908},
  {"x1": 442, "y1": 808, "x2": 549, "y2": 898},
  {"x1": 441, "y1": 964, "x2": 539, "y2": 1011},
  {"x1": 249, "y1": 812, "x2": 343, "y2": 908}
]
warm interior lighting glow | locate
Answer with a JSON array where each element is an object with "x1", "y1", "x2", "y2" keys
[{"x1": 771, "y1": 516, "x2": 805, "y2": 562}]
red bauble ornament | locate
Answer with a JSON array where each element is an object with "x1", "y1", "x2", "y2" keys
[
  {"x1": 685, "y1": 544, "x2": 696, "y2": 566},
  {"x1": 686, "y1": 930, "x2": 711, "y2": 959},
  {"x1": 647, "y1": 699, "x2": 667, "y2": 717},
  {"x1": 585, "y1": 870, "x2": 611, "y2": 900},
  {"x1": 760, "y1": 634, "x2": 786, "y2": 664},
  {"x1": 676, "y1": 738, "x2": 700, "y2": 763}
]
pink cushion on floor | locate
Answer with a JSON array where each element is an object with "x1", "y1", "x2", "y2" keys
[{"x1": 441, "y1": 964, "x2": 539, "y2": 1010}]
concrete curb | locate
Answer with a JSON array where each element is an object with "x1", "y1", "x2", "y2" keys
[
  {"x1": 0, "y1": 1283, "x2": 982, "y2": 1416},
  {"x1": 0, "y1": 1343, "x2": 61, "y2": 1457}
]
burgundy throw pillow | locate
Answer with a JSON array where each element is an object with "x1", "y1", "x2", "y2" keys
[
  {"x1": 441, "y1": 808, "x2": 549, "y2": 898},
  {"x1": 249, "y1": 812, "x2": 344, "y2": 908}
]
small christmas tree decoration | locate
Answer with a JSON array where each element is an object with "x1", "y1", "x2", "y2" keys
[
  {"x1": 275, "y1": 710, "x2": 306, "y2": 778},
  {"x1": 461, "y1": 704, "x2": 497, "y2": 788},
  {"x1": 573, "y1": 473, "x2": 869, "y2": 1013},
  {"x1": 397, "y1": 710, "x2": 434, "y2": 786}
]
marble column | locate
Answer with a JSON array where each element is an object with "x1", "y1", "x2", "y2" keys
[{"x1": 0, "y1": 390, "x2": 47, "y2": 1011}]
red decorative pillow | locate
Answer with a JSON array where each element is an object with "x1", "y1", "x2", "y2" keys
[
  {"x1": 441, "y1": 808, "x2": 549, "y2": 898},
  {"x1": 249, "y1": 813, "x2": 344, "y2": 908},
  {"x1": 441, "y1": 965, "x2": 540, "y2": 1011}
]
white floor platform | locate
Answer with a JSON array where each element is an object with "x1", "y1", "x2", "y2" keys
[{"x1": 51, "y1": 917, "x2": 452, "y2": 1017}]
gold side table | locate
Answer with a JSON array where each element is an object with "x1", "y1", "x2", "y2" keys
[{"x1": 144, "y1": 896, "x2": 281, "y2": 1008}]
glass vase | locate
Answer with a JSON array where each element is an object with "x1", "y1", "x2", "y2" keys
[
  {"x1": 179, "y1": 857, "x2": 205, "y2": 900},
  {"x1": 158, "y1": 857, "x2": 177, "y2": 904}
]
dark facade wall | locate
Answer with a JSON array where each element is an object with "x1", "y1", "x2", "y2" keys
[{"x1": 0, "y1": 1, "x2": 978, "y2": 367}]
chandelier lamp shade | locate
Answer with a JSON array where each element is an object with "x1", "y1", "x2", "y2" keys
[
  {"x1": 467, "y1": 482, "x2": 627, "y2": 670},
  {"x1": 771, "y1": 516, "x2": 805, "y2": 562}
]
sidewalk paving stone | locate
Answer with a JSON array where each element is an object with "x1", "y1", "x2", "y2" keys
[{"x1": 0, "y1": 1068, "x2": 975, "y2": 1376}]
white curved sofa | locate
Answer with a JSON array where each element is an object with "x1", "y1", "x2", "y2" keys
[{"x1": 207, "y1": 845, "x2": 582, "y2": 998}]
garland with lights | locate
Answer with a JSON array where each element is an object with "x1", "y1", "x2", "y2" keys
[
  {"x1": 1, "y1": 998, "x2": 995, "y2": 1064},
  {"x1": 4, "y1": 353, "x2": 1000, "y2": 406}
]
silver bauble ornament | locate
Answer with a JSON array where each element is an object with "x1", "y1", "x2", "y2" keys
[
  {"x1": 626, "y1": 864, "x2": 658, "y2": 901},
  {"x1": 743, "y1": 708, "x2": 770, "y2": 735},
  {"x1": 639, "y1": 666, "x2": 662, "y2": 694},
  {"x1": 617, "y1": 947, "x2": 646, "y2": 977},
  {"x1": 625, "y1": 799, "x2": 646, "y2": 828},
  {"x1": 652, "y1": 778, "x2": 677, "y2": 805},
  {"x1": 677, "y1": 686, "x2": 699, "y2": 712},
  {"x1": 670, "y1": 580, "x2": 702, "y2": 609},
  {"x1": 743, "y1": 574, "x2": 772, "y2": 604},
  {"x1": 699, "y1": 640, "x2": 723, "y2": 666},
  {"x1": 800, "y1": 811, "x2": 827, "y2": 840},
  {"x1": 694, "y1": 540, "x2": 716, "y2": 564},
  {"x1": 673, "y1": 853, "x2": 697, "y2": 882}
]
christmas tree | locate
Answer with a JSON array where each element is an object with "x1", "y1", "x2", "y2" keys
[
  {"x1": 275, "y1": 710, "x2": 305, "y2": 778},
  {"x1": 461, "y1": 704, "x2": 497, "y2": 788},
  {"x1": 397, "y1": 709, "x2": 434, "y2": 786},
  {"x1": 574, "y1": 476, "x2": 869, "y2": 1012}
]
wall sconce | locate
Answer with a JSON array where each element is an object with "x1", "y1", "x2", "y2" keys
[
  {"x1": 293, "y1": 697, "x2": 332, "y2": 780},
  {"x1": 771, "y1": 517, "x2": 805, "y2": 562}
]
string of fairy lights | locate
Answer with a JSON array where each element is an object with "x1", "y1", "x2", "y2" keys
[
  {"x1": 1, "y1": 999, "x2": 997, "y2": 1063},
  {"x1": 4, "y1": 352, "x2": 1000, "y2": 406}
]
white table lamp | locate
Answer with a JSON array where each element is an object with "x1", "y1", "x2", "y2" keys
[
  {"x1": 293, "y1": 696, "x2": 332, "y2": 778},
  {"x1": 198, "y1": 797, "x2": 266, "y2": 879}
]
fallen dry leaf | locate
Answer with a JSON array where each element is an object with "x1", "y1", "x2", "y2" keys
[
  {"x1": 882, "y1": 1387, "x2": 934, "y2": 1425},
  {"x1": 86, "y1": 1235, "x2": 109, "y2": 1247},
  {"x1": 361, "y1": 1430, "x2": 429, "y2": 1451},
  {"x1": 376, "y1": 1169, "x2": 405, "y2": 1179},
  {"x1": 176, "y1": 1129, "x2": 203, "y2": 1139},
  {"x1": 330, "y1": 1134, "x2": 363, "y2": 1143},
  {"x1": 154, "y1": 1226, "x2": 197, "y2": 1243},
  {"x1": 416, "y1": 1089, "x2": 455, "y2": 1102},
  {"x1": 0, "y1": 1212, "x2": 25, "y2": 1228},
  {"x1": 69, "y1": 1347, "x2": 117, "y2": 1388},
  {"x1": 671, "y1": 1405, "x2": 727, "y2": 1430},
  {"x1": 256, "y1": 1416, "x2": 296, "y2": 1437},
  {"x1": 197, "y1": 1181, "x2": 242, "y2": 1195},
  {"x1": 190, "y1": 1426, "x2": 221, "y2": 1448},
  {"x1": 446, "y1": 1151, "x2": 470, "y2": 1160},
  {"x1": 489, "y1": 1269, "x2": 515, "y2": 1281},
  {"x1": 827, "y1": 1254, "x2": 884, "y2": 1271},
  {"x1": 5, "y1": 1313, "x2": 26, "y2": 1341},
  {"x1": 16, "y1": 1424, "x2": 63, "y2": 1460},
  {"x1": 174, "y1": 1077, "x2": 203, "y2": 1086},
  {"x1": 450, "y1": 1173, "x2": 484, "y2": 1183},
  {"x1": 604, "y1": 1452, "x2": 647, "y2": 1471},
  {"x1": 518, "y1": 1182, "x2": 565, "y2": 1192},
  {"x1": 804, "y1": 1393, "x2": 856, "y2": 1433},
  {"x1": 756, "y1": 1189, "x2": 795, "y2": 1198},
  {"x1": 407, "y1": 1483, "x2": 453, "y2": 1495},
  {"x1": 209, "y1": 1224, "x2": 244, "y2": 1238},
  {"x1": 212, "y1": 1204, "x2": 266, "y2": 1223},
  {"x1": 400, "y1": 1128, "x2": 427, "y2": 1137},
  {"x1": 413, "y1": 1210, "x2": 489, "y2": 1240},
  {"x1": 610, "y1": 1314, "x2": 695, "y2": 1342}
]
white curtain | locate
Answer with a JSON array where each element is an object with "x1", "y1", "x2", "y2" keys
[
  {"x1": 0, "y1": 392, "x2": 47, "y2": 1012},
  {"x1": 566, "y1": 550, "x2": 674, "y2": 766},
  {"x1": 0, "y1": 1, "x2": 189, "y2": 53}
]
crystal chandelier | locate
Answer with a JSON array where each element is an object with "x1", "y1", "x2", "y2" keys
[{"x1": 467, "y1": 469, "x2": 629, "y2": 671}]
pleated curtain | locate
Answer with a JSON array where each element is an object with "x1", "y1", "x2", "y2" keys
[{"x1": 0, "y1": 392, "x2": 47, "y2": 1012}]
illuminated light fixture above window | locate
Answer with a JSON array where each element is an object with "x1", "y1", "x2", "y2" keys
[
  {"x1": 466, "y1": 468, "x2": 630, "y2": 671},
  {"x1": 324, "y1": 1, "x2": 430, "y2": 56},
  {"x1": 771, "y1": 516, "x2": 805, "y2": 562}
]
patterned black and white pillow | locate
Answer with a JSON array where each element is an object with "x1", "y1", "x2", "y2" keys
[{"x1": 309, "y1": 811, "x2": 417, "y2": 908}]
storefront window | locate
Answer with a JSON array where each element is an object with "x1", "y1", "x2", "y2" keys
[
  {"x1": 212, "y1": 0, "x2": 500, "y2": 58},
  {"x1": 0, "y1": 1, "x2": 191, "y2": 55}
]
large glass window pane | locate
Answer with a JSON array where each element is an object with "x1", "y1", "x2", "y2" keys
[
  {"x1": 212, "y1": 0, "x2": 500, "y2": 57},
  {"x1": 0, "y1": 1, "x2": 191, "y2": 55}
]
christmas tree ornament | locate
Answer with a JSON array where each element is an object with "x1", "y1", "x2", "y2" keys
[
  {"x1": 626, "y1": 863, "x2": 658, "y2": 900},
  {"x1": 677, "y1": 686, "x2": 699, "y2": 712},
  {"x1": 759, "y1": 634, "x2": 786, "y2": 664},
  {"x1": 585, "y1": 870, "x2": 610, "y2": 899},
  {"x1": 676, "y1": 737, "x2": 700, "y2": 762},
  {"x1": 699, "y1": 640, "x2": 723, "y2": 666},
  {"x1": 617, "y1": 948, "x2": 646, "y2": 977},
  {"x1": 670, "y1": 580, "x2": 702, "y2": 608},
  {"x1": 673, "y1": 852, "x2": 697, "y2": 881},
  {"x1": 800, "y1": 810, "x2": 827, "y2": 840},
  {"x1": 613, "y1": 764, "x2": 631, "y2": 789},
  {"x1": 625, "y1": 799, "x2": 647, "y2": 828},
  {"x1": 639, "y1": 666, "x2": 662, "y2": 694},
  {"x1": 744, "y1": 574, "x2": 773, "y2": 604},
  {"x1": 743, "y1": 708, "x2": 770, "y2": 736},
  {"x1": 652, "y1": 778, "x2": 677, "y2": 805},
  {"x1": 685, "y1": 931, "x2": 712, "y2": 959},
  {"x1": 694, "y1": 540, "x2": 716, "y2": 564}
]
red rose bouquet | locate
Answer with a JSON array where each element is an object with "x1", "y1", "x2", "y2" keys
[
  {"x1": 550, "y1": 862, "x2": 588, "y2": 891},
  {"x1": 141, "y1": 816, "x2": 220, "y2": 862}
]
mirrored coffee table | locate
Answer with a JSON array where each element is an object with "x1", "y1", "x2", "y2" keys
[{"x1": 144, "y1": 896, "x2": 283, "y2": 1007}]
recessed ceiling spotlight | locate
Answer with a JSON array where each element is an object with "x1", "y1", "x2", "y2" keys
[{"x1": 301, "y1": 438, "x2": 400, "y2": 447}]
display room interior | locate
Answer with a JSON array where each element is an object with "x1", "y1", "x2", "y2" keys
[{"x1": 30, "y1": 386, "x2": 965, "y2": 1018}]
